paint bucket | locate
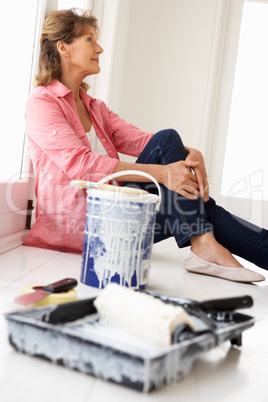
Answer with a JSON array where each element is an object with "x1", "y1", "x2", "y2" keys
[{"x1": 78, "y1": 171, "x2": 161, "y2": 290}]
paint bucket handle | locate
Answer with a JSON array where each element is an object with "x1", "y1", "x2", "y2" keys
[{"x1": 98, "y1": 170, "x2": 162, "y2": 211}]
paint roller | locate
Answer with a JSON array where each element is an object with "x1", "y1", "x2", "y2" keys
[
  {"x1": 94, "y1": 283, "x2": 196, "y2": 348},
  {"x1": 43, "y1": 284, "x2": 253, "y2": 348}
]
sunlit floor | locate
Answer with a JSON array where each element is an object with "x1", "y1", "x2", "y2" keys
[{"x1": 0, "y1": 238, "x2": 268, "y2": 402}]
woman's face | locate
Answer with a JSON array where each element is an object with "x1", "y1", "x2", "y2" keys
[{"x1": 65, "y1": 26, "x2": 103, "y2": 77}]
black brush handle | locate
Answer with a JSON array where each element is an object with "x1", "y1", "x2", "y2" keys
[
  {"x1": 197, "y1": 295, "x2": 253, "y2": 312},
  {"x1": 43, "y1": 278, "x2": 78, "y2": 293}
]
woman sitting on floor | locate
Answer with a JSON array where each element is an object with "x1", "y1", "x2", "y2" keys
[{"x1": 24, "y1": 8, "x2": 267, "y2": 283}]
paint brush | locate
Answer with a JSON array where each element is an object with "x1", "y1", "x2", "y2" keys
[
  {"x1": 70, "y1": 180, "x2": 98, "y2": 190},
  {"x1": 70, "y1": 180, "x2": 148, "y2": 195}
]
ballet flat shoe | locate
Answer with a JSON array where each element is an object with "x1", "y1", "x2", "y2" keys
[{"x1": 184, "y1": 250, "x2": 265, "y2": 283}]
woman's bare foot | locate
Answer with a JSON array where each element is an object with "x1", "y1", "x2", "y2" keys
[{"x1": 190, "y1": 233, "x2": 244, "y2": 268}]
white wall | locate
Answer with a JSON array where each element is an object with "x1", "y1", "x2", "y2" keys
[{"x1": 108, "y1": 0, "x2": 221, "y2": 153}]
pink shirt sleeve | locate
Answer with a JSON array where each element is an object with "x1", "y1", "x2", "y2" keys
[
  {"x1": 109, "y1": 108, "x2": 154, "y2": 156},
  {"x1": 82, "y1": 95, "x2": 154, "y2": 158}
]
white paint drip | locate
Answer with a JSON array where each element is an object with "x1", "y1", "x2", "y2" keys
[{"x1": 81, "y1": 192, "x2": 158, "y2": 289}]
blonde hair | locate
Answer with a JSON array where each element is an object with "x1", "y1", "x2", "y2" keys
[{"x1": 35, "y1": 8, "x2": 99, "y2": 92}]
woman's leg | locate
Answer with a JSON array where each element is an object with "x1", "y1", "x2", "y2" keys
[
  {"x1": 125, "y1": 129, "x2": 212, "y2": 245},
  {"x1": 125, "y1": 129, "x2": 268, "y2": 272},
  {"x1": 205, "y1": 198, "x2": 268, "y2": 269}
]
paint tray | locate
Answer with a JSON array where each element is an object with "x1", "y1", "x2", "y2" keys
[{"x1": 5, "y1": 292, "x2": 254, "y2": 393}]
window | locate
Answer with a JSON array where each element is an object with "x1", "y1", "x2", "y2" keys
[
  {"x1": 208, "y1": 0, "x2": 268, "y2": 228},
  {"x1": 221, "y1": 0, "x2": 268, "y2": 201},
  {"x1": 0, "y1": 0, "x2": 39, "y2": 181},
  {"x1": 0, "y1": 0, "x2": 46, "y2": 241},
  {"x1": 0, "y1": 0, "x2": 117, "y2": 248}
]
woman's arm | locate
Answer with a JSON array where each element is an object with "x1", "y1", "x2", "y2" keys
[
  {"x1": 103, "y1": 107, "x2": 154, "y2": 157},
  {"x1": 114, "y1": 159, "x2": 201, "y2": 200},
  {"x1": 105, "y1": 108, "x2": 205, "y2": 199}
]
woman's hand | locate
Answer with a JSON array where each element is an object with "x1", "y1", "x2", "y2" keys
[
  {"x1": 114, "y1": 146, "x2": 209, "y2": 201},
  {"x1": 161, "y1": 159, "x2": 201, "y2": 199},
  {"x1": 185, "y1": 147, "x2": 209, "y2": 201}
]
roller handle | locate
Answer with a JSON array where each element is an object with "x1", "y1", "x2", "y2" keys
[
  {"x1": 197, "y1": 295, "x2": 253, "y2": 312},
  {"x1": 43, "y1": 297, "x2": 96, "y2": 324}
]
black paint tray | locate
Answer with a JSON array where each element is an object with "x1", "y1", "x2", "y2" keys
[{"x1": 5, "y1": 292, "x2": 254, "y2": 393}]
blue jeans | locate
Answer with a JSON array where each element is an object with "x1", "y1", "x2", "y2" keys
[{"x1": 123, "y1": 129, "x2": 268, "y2": 270}]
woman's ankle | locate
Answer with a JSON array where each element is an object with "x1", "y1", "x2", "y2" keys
[
  {"x1": 190, "y1": 234, "x2": 243, "y2": 268},
  {"x1": 190, "y1": 233, "x2": 216, "y2": 251}
]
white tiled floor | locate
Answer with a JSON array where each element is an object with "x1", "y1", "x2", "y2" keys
[{"x1": 1, "y1": 239, "x2": 268, "y2": 402}]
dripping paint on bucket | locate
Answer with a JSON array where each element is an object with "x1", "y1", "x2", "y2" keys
[{"x1": 79, "y1": 171, "x2": 161, "y2": 290}]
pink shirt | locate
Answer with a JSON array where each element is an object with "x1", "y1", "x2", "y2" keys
[{"x1": 24, "y1": 80, "x2": 154, "y2": 253}]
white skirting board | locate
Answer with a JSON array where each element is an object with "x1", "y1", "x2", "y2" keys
[{"x1": 0, "y1": 230, "x2": 29, "y2": 255}]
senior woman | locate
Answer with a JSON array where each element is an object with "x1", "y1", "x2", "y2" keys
[{"x1": 24, "y1": 8, "x2": 267, "y2": 283}]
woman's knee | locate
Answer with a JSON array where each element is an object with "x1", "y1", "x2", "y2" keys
[
  {"x1": 153, "y1": 129, "x2": 187, "y2": 160},
  {"x1": 154, "y1": 128, "x2": 179, "y2": 140},
  {"x1": 137, "y1": 128, "x2": 187, "y2": 165}
]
